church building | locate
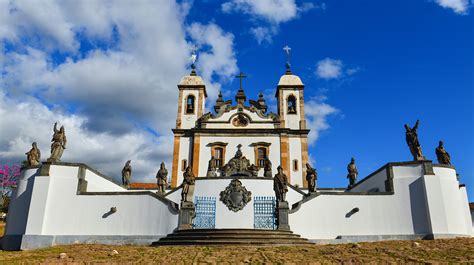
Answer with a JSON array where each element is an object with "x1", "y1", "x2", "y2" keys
[{"x1": 171, "y1": 67, "x2": 309, "y2": 188}]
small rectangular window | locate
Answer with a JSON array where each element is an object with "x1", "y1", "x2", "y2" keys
[
  {"x1": 181, "y1": 159, "x2": 187, "y2": 171},
  {"x1": 214, "y1": 148, "x2": 223, "y2": 168},
  {"x1": 257, "y1": 147, "x2": 267, "y2": 168},
  {"x1": 293, "y1": 159, "x2": 298, "y2": 171}
]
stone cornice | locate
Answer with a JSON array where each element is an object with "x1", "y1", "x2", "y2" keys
[{"x1": 172, "y1": 128, "x2": 311, "y2": 136}]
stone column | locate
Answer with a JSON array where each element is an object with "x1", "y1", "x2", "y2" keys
[{"x1": 276, "y1": 201, "x2": 290, "y2": 231}]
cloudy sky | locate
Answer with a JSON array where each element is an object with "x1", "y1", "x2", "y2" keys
[{"x1": 0, "y1": 0, "x2": 472, "y2": 199}]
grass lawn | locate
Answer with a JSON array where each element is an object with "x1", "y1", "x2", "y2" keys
[{"x1": 0, "y1": 237, "x2": 473, "y2": 263}]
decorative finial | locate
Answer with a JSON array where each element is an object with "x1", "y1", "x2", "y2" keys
[
  {"x1": 283, "y1": 45, "x2": 292, "y2": 73},
  {"x1": 190, "y1": 45, "x2": 198, "y2": 75}
]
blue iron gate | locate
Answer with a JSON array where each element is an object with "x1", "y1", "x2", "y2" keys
[
  {"x1": 193, "y1": 196, "x2": 216, "y2": 229},
  {"x1": 253, "y1": 196, "x2": 276, "y2": 230}
]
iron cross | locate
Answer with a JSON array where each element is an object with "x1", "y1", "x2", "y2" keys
[{"x1": 236, "y1": 72, "x2": 246, "y2": 89}]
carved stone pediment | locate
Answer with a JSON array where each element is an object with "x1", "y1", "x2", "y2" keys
[
  {"x1": 219, "y1": 179, "x2": 252, "y2": 212},
  {"x1": 221, "y1": 144, "x2": 258, "y2": 177}
]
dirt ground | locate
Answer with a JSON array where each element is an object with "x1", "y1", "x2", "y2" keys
[{"x1": 0, "y1": 237, "x2": 473, "y2": 264}]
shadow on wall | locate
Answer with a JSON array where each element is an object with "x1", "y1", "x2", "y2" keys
[{"x1": 409, "y1": 178, "x2": 430, "y2": 234}]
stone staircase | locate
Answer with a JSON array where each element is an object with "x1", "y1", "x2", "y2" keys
[{"x1": 152, "y1": 229, "x2": 313, "y2": 246}]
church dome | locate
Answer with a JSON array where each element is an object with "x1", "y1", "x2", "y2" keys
[
  {"x1": 178, "y1": 72, "x2": 205, "y2": 86},
  {"x1": 277, "y1": 73, "x2": 304, "y2": 86}
]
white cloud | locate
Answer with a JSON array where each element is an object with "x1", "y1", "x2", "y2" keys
[
  {"x1": 222, "y1": 0, "x2": 321, "y2": 43},
  {"x1": 316, "y1": 58, "x2": 343, "y2": 79},
  {"x1": 0, "y1": 0, "x2": 238, "y2": 181},
  {"x1": 187, "y1": 23, "x2": 239, "y2": 103},
  {"x1": 434, "y1": 0, "x2": 470, "y2": 14},
  {"x1": 315, "y1": 58, "x2": 359, "y2": 80},
  {"x1": 0, "y1": 92, "x2": 171, "y2": 183},
  {"x1": 305, "y1": 97, "x2": 339, "y2": 145}
]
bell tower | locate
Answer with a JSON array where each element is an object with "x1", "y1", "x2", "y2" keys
[
  {"x1": 171, "y1": 54, "x2": 207, "y2": 187},
  {"x1": 275, "y1": 46, "x2": 309, "y2": 188},
  {"x1": 175, "y1": 68, "x2": 207, "y2": 130},
  {"x1": 275, "y1": 46, "x2": 306, "y2": 130}
]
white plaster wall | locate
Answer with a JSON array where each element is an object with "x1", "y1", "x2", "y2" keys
[
  {"x1": 42, "y1": 176, "x2": 177, "y2": 235},
  {"x1": 176, "y1": 136, "x2": 191, "y2": 185},
  {"x1": 291, "y1": 173, "x2": 429, "y2": 239},
  {"x1": 193, "y1": 179, "x2": 304, "y2": 229},
  {"x1": 7, "y1": 165, "x2": 178, "y2": 237},
  {"x1": 291, "y1": 165, "x2": 472, "y2": 239},
  {"x1": 84, "y1": 169, "x2": 124, "y2": 192},
  {"x1": 350, "y1": 167, "x2": 391, "y2": 192},
  {"x1": 289, "y1": 137, "x2": 303, "y2": 187},
  {"x1": 181, "y1": 90, "x2": 199, "y2": 129},
  {"x1": 281, "y1": 90, "x2": 302, "y2": 130},
  {"x1": 198, "y1": 135, "x2": 281, "y2": 177},
  {"x1": 5, "y1": 168, "x2": 39, "y2": 235}
]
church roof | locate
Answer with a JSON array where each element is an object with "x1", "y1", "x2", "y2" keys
[
  {"x1": 178, "y1": 72, "x2": 205, "y2": 86},
  {"x1": 277, "y1": 73, "x2": 304, "y2": 86}
]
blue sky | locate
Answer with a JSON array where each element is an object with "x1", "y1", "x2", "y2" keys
[{"x1": 0, "y1": 0, "x2": 472, "y2": 199}]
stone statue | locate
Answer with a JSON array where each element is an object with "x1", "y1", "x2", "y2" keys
[
  {"x1": 47, "y1": 122, "x2": 67, "y2": 162},
  {"x1": 206, "y1": 156, "x2": 217, "y2": 177},
  {"x1": 305, "y1": 163, "x2": 317, "y2": 192},
  {"x1": 263, "y1": 158, "x2": 272, "y2": 178},
  {"x1": 220, "y1": 144, "x2": 252, "y2": 177},
  {"x1": 25, "y1": 142, "x2": 41, "y2": 166},
  {"x1": 347, "y1": 157, "x2": 358, "y2": 188},
  {"x1": 181, "y1": 166, "x2": 195, "y2": 202},
  {"x1": 156, "y1": 162, "x2": 168, "y2": 195},
  {"x1": 273, "y1": 166, "x2": 288, "y2": 202},
  {"x1": 405, "y1": 120, "x2": 425, "y2": 161},
  {"x1": 435, "y1": 141, "x2": 451, "y2": 165},
  {"x1": 121, "y1": 160, "x2": 132, "y2": 186},
  {"x1": 249, "y1": 164, "x2": 258, "y2": 177}
]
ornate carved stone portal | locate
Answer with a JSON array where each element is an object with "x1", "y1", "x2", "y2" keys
[{"x1": 219, "y1": 179, "x2": 252, "y2": 212}]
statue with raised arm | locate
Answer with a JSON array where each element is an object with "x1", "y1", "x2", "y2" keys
[
  {"x1": 305, "y1": 163, "x2": 317, "y2": 192},
  {"x1": 206, "y1": 156, "x2": 217, "y2": 177},
  {"x1": 25, "y1": 142, "x2": 41, "y2": 166},
  {"x1": 435, "y1": 141, "x2": 451, "y2": 165},
  {"x1": 263, "y1": 158, "x2": 272, "y2": 178},
  {"x1": 181, "y1": 166, "x2": 195, "y2": 202},
  {"x1": 48, "y1": 122, "x2": 67, "y2": 162},
  {"x1": 405, "y1": 120, "x2": 425, "y2": 161},
  {"x1": 347, "y1": 157, "x2": 358, "y2": 188},
  {"x1": 122, "y1": 160, "x2": 132, "y2": 187},
  {"x1": 273, "y1": 166, "x2": 288, "y2": 202},
  {"x1": 156, "y1": 162, "x2": 168, "y2": 195}
]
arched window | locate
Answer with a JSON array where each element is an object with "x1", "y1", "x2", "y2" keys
[
  {"x1": 214, "y1": 147, "x2": 224, "y2": 168},
  {"x1": 186, "y1": 95, "x2": 195, "y2": 114},
  {"x1": 257, "y1": 147, "x2": 267, "y2": 168},
  {"x1": 287, "y1": 95, "x2": 297, "y2": 114}
]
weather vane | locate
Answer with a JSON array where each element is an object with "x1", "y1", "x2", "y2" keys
[
  {"x1": 190, "y1": 45, "x2": 198, "y2": 69},
  {"x1": 283, "y1": 45, "x2": 291, "y2": 70}
]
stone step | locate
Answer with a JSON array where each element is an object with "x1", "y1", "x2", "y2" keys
[
  {"x1": 152, "y1": 239, "x2": 312, "y2": 246},
  {"x1": 165, "y1": 234, "x2": 302, "y2": 239},
  {"x1": 152, "y1": 229, "x2": 312, "y2": 246}
]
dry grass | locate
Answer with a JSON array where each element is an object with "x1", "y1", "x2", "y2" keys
[{"x1": 0, "y1": 237, "x2": 473, "y2": 264}]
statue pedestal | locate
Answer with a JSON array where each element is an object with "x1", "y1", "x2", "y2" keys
[
  {"x1": 276, "y1": 201, "x2": 290, "y2": 231},
  {"x1": 178, "y1": 201, "x2": 195, "y2": 230}
]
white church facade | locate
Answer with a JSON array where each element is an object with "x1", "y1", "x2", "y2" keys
[
  {"x1": 2, "y1": 64, "x2": 472, "y2": 250},
  {"x1": 171, "y1": 68, "x2": 309, "y2": 188}
]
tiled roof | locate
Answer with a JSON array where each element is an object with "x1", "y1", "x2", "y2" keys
[{"x1": 129, "y1": 183, "x2": 158, "y2": 189}]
